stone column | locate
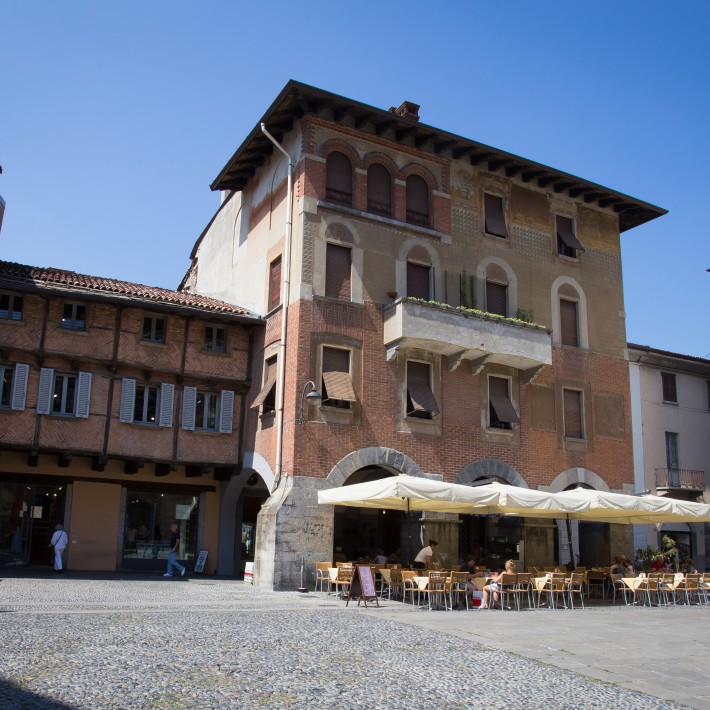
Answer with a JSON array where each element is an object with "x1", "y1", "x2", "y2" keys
[{"x1": 253, "y1": 476, "x2": 334, "y2": 591}]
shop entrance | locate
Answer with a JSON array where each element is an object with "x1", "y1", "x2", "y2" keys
[{"x1": 0, "y1": 482, "x2": 66, "y2": 567}]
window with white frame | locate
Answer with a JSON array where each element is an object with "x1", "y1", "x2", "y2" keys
[
  {"x1": 60, "y1": 302, "x2": 86, "y2": 330},
  {"x1": 142, "y1": 315, "x2": 166, "y2": 343},
  {"x1": 37, "y1": 368, "x2": 92, "y2": 418},
  {"x1": 182, "y1": 387, "x2": 234, "y2": 433},
  {"x1": 204, "y1": 326, "x2": 226, "y2": 353},
  {"x1": 119, "y1": 379, "x2": 174, "y2": 426},
  {"x1": 0, "y1": 292, "x2": 24, "y2": 321}
]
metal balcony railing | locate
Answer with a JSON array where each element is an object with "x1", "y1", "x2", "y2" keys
[{"x1": 655, "y1": 468, "x2": 705, "y2": 492}]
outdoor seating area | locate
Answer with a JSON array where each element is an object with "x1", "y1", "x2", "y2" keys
[{"x1": 316, "y1": 562, "x2": 710, "y2": 612}]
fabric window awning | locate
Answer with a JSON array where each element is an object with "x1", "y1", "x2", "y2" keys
[
  {"x1": 251, "y1": 367, "x2": 277, "y2": 409},
  {"x1": 556, "y1": 216, "x2": 585, "y2": 252},
  {"x1": 322, "y1": 371, "x2": 356, "y2": 402},
  {"x1": 407, "y1": 362, "x2": 439, "y2": 415},
  {"x1": 484, "y1": 193, "x2": 509, "y2": 238},
  {"x1": 489, "y1": 378, "x2": 519, "y2": 424}
]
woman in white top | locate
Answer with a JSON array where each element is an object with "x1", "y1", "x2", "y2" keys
[{"x1": 49, "y1": 523, "x2": 69, "y2": 572}]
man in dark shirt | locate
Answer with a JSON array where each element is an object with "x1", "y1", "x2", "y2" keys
[{"x1": 164, "y1": 522, "x2": 186, "y2": 577}]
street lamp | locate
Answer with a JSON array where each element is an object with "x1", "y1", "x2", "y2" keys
[{"x1": 298, "y1": 380, "x2": 322, "y2": 424}]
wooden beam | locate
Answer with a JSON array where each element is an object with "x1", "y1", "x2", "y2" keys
[{"x1": 521, "y1": 170, "x2": 544, "y2": 183}]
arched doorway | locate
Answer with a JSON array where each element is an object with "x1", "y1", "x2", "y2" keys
[{"x1": 332, "y1": 466, "x2": 406, "y2": 563}]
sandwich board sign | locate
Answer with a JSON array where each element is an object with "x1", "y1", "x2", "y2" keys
[
  {"x1": 346, "y1": 564, "x2": 379, "y2": 608},
  {"x1": 194, "y1": 549, "x2": 208, "y2": 574}
]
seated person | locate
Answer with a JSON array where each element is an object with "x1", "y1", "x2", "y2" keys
[
  {"x1": 333, "y1": 546, "x2": 347, "y2": 563},
  {"x1": 680, "y1": 558, "x2": 697, "y2": 574},
  {"x1": 387, "y1": 548, "x2": 401, "y2": 565},
  {"x1": 460, "y1": 555, "x2": 486, "y2": 600},
  {"x1": 650, "y1": 555, "x2": 669, "y2": 572},
  {"x1": 372, "y1": 549, "x2": 388, "y2": 566},
  {"x1": 609, "y1": 556, "x2": 626, "y2": 576},
  {"x1": 482, "y1": 559, "x2": 516, "y2": 609}
]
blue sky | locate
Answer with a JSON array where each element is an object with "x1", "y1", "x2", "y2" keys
[{"x1": 1, "y1": 2, "x2": 708, "y2": 358}]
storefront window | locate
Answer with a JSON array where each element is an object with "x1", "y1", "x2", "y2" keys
[{"x1": 123, "y1": 490, "x2": 198, "y2": 567}]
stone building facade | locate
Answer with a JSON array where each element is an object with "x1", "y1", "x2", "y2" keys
[
  {"x1": 182, "y1": 81, "x2": 668, "y2": 589},
  {"x1": 0, "y1": 261, "x2": 264, "y2": 573}
]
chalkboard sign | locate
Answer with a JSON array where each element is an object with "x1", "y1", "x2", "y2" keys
[
  {"x1": 194, "y1": 549, "x2": 208, "y2": 574},
  {"x1": 346, "y1": 565, "x2": 379, "y2": 608}
]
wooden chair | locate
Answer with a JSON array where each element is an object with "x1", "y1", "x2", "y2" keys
[
  {"x1": 400, "y1": 570, "x2": 419, "y2": 606},
  {"x1": 659, "y1": 573, "x2": 678, "y2": 606},
  {"x1": 448, "y1": 571, "x2": 469, "y2": 610},
  {"x1": 679, "y1": 574, "x2": 702, "y2": 605},
  {"x1": 610, "y1": 574, "x2": 627, "y2": 604},
  {"x1": 382, "y1": 567, "x2": 403, "y2": 600},
  {"x1": 510, "y1": 572, "x2": 533, "y2": 609},
  {"x1": 568, "y1": 572, "x2": 585, "y2": 609},
  {"x1": 497, "y1": 573, "x2": 518, "y2": 610},
  {"x1": 315, "y1": 561, "x2": 332, "y2": 594},
  {"x1": 586, "y1": 571, "x2": 606, "y2": 599},
  {"x1": 331, "y1": 565, "x2": 354, "y2": 598},
  {"x1": 540, "y1": 572, "x2": 568, "y2": 609},
  {"x1": 423, "y1": 571, "x2": 450, "y2": 611},
  {"x1": 698, "y1": 573, "x2": 710, "y2": 605}
]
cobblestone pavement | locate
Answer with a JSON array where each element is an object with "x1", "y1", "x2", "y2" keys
[{"x1": 0, "y1": 572, "x2": 703, "y2": 709}]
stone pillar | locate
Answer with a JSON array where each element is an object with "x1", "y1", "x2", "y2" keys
[
  {"x1": 524, "y1": 521, "x2": 556, "y2": 570},
  {"x1": 253, "y1": 476, "x2": 333, "y2": 591},
  {"x1": 609, "y1": 524, "x2": 633, "y2": 563}
]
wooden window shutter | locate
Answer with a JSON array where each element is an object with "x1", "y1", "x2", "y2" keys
[
  {"x1": 407, "y1": 261, "x2": 430, "y2": 300},
  {"x1": 661, "y1": 372, "x2": 677, "y2": 403},
  {"x1": 182, "y1": 386, "x2": 197, "y2": 430},
  {"x1": 563, "y1": 389, "x2": 583, "y2": 439},
  {"x1": 367, "y1": 163, "x2": 392, "y2": 216},
  {"x1": 489, "y1": 376, "x2": 519, "y2": 424},
  {"x1": 407, "y1": 361, "x2": 439, "y2": 415},
  {"x1": 119, "y1": 378, "x2": 136, "y2": 423},
  {"x1": 560, "y1": 299, "x2": 579, "y2": 347},
  {"x1": 325, "y1": 244, "x2": 351, "y2": 300},
  {"x1": 76, "y1": 372, "x2": 92, "y2": 418},
  {"x1": 325, "y1": 151, "x2": 352, "y2": 206},
  {"x1": 406, "y1": 175, "x2": 430, "y2": 227},
  {"x1": 269, "y1": 256, "x2": 282, "y2": 311},
  {"x1": 484, "y1": 193, "x2": 508, "y2": 238},
  {"x1": 159, "y1": 383, "x2": 175, "y2": 427},
  {"x1": 219, "y1": 390, "x2": 234, "y2": 434},
  {"x1": 10, "y1": 363, "x2": 29, "y2": 411},
  {"x1": 322, "y1": 347, "x2": 356, "y2": 402},
  {"x1": 36, "y1": 367, "x2": 54, "y2": 415},
  {"x1": 486, "y1": 282, "x2": 508, "y2": 317}
]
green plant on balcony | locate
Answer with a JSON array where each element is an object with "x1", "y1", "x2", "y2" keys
[
  {"x1": 459, "y1": 272, "x2": 477, "y2": 310},
  {"x1": 515, "y1": 308, "x2": 535, "y2": 323},
  {"x1": 407, "y1": 297, "x2": 544, "y2": 329}
]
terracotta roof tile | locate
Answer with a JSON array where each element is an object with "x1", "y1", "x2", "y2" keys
[{"x1": 0, "y1": 260, "x2": 261, "y2": 322}]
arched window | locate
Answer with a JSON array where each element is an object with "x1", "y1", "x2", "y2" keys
[
  {"x1": 406, "y1": 174, "x2": 430, "y2": 228},
  {"x1": 367, "y1": 163, "x2": 392, "y2": 217},
  {"x1": 325, "y1": 152, "x2": 353, "y2": 206}
]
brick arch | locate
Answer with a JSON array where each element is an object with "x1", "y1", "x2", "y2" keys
[
  {"x1": 399, "y1": 162, "x2": 440, "y2": 193},
  {"x1": 455, "y1": 459, "x2": 528, "y2": 488},
  {"x1": 324, "y1": 219, "x2": 357, "y2": 246},
  {"x1": 317, "y1": 138, "x2": 361, "y2": 168},
  {"x1": 547, "y1": 467, "x2": 610, "y2": 492},
  {"x1": 361, "y1": 151, "x2": 399, "y2": 174},
  {"x1": 325, "y1": 447, "x2": 426, "y2": 488}
]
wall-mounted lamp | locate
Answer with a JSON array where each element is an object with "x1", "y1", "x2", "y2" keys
[{"x1": 298, "y1": 380, "x2": 322, "y2": 424}]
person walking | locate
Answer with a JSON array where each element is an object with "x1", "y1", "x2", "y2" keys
[
  {"x1": 164, "y1": 522, "x2": 186, "y2": 577},
  {"x1": 49, "y1": 524, "x2": 68, "y2": 572}
]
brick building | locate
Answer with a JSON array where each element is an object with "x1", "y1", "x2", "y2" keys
[
  {"x1": 628, "y1": 344, "x2": 710, "y2": 569},
  {"x1": 0, "y1": 261, "x2": 263, "y2": 573},
  {"x1": 181, "y1": 81, "x2": 668, "y2": 589}
]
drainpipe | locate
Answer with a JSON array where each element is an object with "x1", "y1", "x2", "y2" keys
[{"x1": 260, "y1": 122, "x2": 293, "y2": 493}]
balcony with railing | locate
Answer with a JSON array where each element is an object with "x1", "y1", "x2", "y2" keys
[
  {"x1": 655, "y1": 468, "x2": 706, "y2": 493},
  {"x1": 383, "y1": 298, "x2": 552, "y2": 378}
]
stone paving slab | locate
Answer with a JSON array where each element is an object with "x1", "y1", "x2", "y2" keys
[{"x1": 0, "y1": 572, "x2": 704, "y2": 709}]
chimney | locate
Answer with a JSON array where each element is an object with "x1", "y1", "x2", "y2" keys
[{"x1": 389, "y1": 101, "x2": 420, "y2": 122}]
